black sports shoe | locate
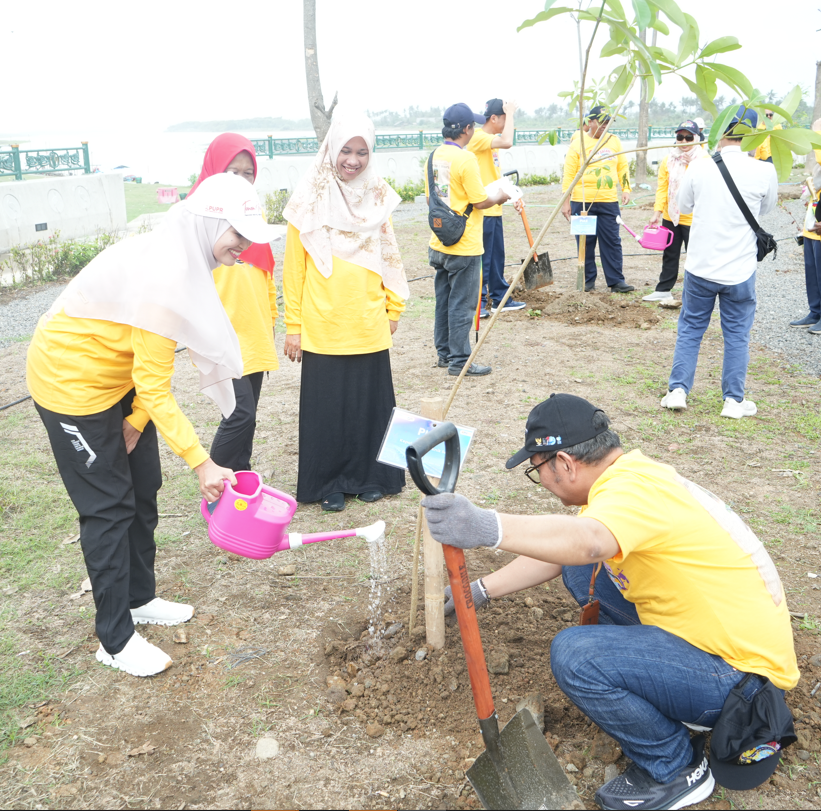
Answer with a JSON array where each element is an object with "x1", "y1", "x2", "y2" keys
[
  {"x1": 595, "y1": 736, "x2": 714, "y2": 811},
  {"x1": 321, "y1": 493, "x2": 345, "y2": 512},
  {"x1": 436, "y1": 357, "x2": 449, "y2": 368},
  {"x1": 449, "y1": 363, "x2": 492, "y2": 376},
  {"x1": 585, "y1": 283, "x2": 596, "y2": 292},
  {"x1": 609, "y1": 282, "x2": 636, "y2": 293}
]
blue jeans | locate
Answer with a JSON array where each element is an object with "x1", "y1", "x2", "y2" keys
[
  {"x1": 553, "y1": 564, "x2": 749, "y2": 783},
  {"x1": 570, "y1": 200, "x2": 625, "y2": 287},
  {"x1": 668, "y1": 271, "x2": 756, "y2": 402},
  {"x1": 429, "y1": 248, "x2": 481, "y2": 369},
  {"x1": 804, "y1": 237, "x2": 821, "y2": 320},
  {"x1": 481, "y1": 216, "x2": 509, "y2": 303}
]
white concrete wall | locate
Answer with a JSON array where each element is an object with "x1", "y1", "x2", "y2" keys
[
  {"x1": 251, "y1": 140, "x2": 662, "y2": 197},
  {"x1": 0, "y1": 173, "x2": 127, "y2": 251}
]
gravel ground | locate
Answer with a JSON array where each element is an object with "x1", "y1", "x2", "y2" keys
[
  {"x1": 0, "y1": 283, "x2": 66, "y2": 349},
  {"x1": 0, "y1": 197, "x2": 819, "y2": 378}
]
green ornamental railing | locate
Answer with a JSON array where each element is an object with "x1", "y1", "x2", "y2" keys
[
  {"x1": 250, "y1": 128, "x2": 711, "y2": 156},
  {"x1": 0, "y1": 143, "x2": 92, "y2": 180}
]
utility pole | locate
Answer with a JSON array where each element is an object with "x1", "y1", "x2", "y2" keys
[{"x1": 303, "y1": 0, "x2": 337, "y2": 143}]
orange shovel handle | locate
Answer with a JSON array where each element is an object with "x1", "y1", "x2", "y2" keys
[
  {"x1": 519, "y1": 204, "x2": 539, "y2": 261},
  {"x1": 443, "y1": 544, "x2": 495, "y2": 721}
]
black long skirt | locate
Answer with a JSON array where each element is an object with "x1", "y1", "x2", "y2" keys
[{"x1": 296, "y1": 349, "x2": 405, "y2": 503}]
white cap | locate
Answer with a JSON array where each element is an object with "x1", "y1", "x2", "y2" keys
[
  {"x1": 183, "y1": 172, "x2": 282, "y2": 244},
  {"x1": 694, "y1": 117, "x2": 705, "y2": 129}
]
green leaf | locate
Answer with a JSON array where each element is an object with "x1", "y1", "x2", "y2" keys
[
  {"x1": 769, "y1": 137, "x2": 793, "y2": 182},
  {"x1": 739, "y1": 132, "x2": 770, "y2": 152},
  {"x1": 632, "y1": 0, "x2": 652, "y2": 29},
  {"x1": 695, "y1": 65, "x2": 717, "y2": 101},
  {"x1": 760, "y1": 103, "x2": 794, "y2": 125},
  {"x1": 770, "y1": 128, "x2": 813, "y2": 154},
  {"x1": 648, "y1": 45, "x2": 678, "y2": 65},
  {"x1": 681, "y1": 75, "x2": 717, "y2": 117},
  {"x1": 779, "y1": 85, "x2": 803, "y2": 119},
  {"x1": 708, "y1": 103, "x2": 739, "y2": 150},
  {"x1": 710, "y1": 63, "x2": 755, "y2": 99},
  {"x1": 634, "y1": 49, "x2": 662, "y2": 85},
  {"x1": 601, "y1": 38, "x2": 627, "y2": 57},
  {"x1": 683, "y1": 13, "x2": 699, "y2": 49},
  {"x1": 606, "y1": 176, "x2": 614, "y2": 189},
  {"x1": 603, "y1": 0, "x2": 626, "y2": 17},
  {"x1": 649, "y1": 16, "x2": 669, "y2": 35},
  {"x1": 537, "y1": 129, "x2": 560, "y2": 146},
  {"x1": 606, "y1": 65, "x2": 633, "y2": 105},
  {"x1": 558, "y1": 91, "x2": 574, "y2": 98},
  {"x1": 676, "y1": 23, "x2": 698, "y2": 64},
  {"x1": 646, "y1": 0, "x2": 686, "y2": 28},
  {"x1": 544, "y1": 0, "x2": 561, "y2": 9},
  {"x1": 699, "y1": 36, "x2": 741, "y2": 58},
  {"x1": 517, "y1": 6, "x2": 573, "y2": 31}
]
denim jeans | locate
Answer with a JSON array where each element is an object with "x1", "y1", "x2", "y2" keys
[
  {"x1": 429, "y1": 248, "x2": 481, "y2": 369},
  {"x1": 570, "y1": 200, "x2": 625, "y2": 287},
  {"x1": 552, "y1": 564, "x2": 749, "y2": 782},
  {"x1": 668, "y1": 270, "x2": 756, "y2": 402},
  {"x1": 481, "y1": 216, "x2": 509, "y2": 303},
  {"x1": 804, "y1": 237, "x2": 821, "y2": 320}
]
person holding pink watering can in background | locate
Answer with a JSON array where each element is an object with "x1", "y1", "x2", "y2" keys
[
  {"x1": 26, "y1": 173, "x2": 281, "y2": 678},
  {"x1": 643, "y1": 121, "x2": 707, "y2": 304},
  {"x1": 188, "y1": 134, "x2": 280, "y2": 472},
  {"x1": 282, "y1": 110, "x2": 409, "y2": 513}
]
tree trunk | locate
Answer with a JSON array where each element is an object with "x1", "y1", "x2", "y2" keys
[
  {"x1": 634, "y1": 30, "x2": 656, "y2": 185},
  {"x1": 303, "y1": 0, "x2": 337, "y2": 143},
  {"x1": 807, "y1": 61, "x2": 821, "y2": 174}
]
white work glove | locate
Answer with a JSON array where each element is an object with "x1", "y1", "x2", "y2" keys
[
  {"x1": 421, "y1": 493, "x2": 503, "y2": 549},
  {"x1": 443, "y1": 579, "x2": 491, "y2": 618}
]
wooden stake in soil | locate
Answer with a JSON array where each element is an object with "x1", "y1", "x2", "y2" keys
[
  {"x1": 576, "y1": 210, "x2": 588, "y2": 292},
  {"x1": 408, "y1": 505, "x2": 424, "y2": 635},
  {"x1": 421, "y1": 396, "x2": 445, "y2": 650}
]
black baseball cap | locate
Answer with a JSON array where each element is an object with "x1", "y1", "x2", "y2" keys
[
  {"x1": 676, "y1": 120, "x2": 700, "y2": 138},
  {"x1": 484, "y1": 99, "x2": 505, "y2": 118},
  {"x1": 587, "y1": 105, "x2": 611, "y2": 122},
  {"x1": 505, "y1": 394, "x2": 608, "y2": 469},
  {"x1": 443, "y1": 103, "x2": 486, "y2": 128},
  {"x1": 709, "y1": 674, "x2": 796, "y2": 790}
]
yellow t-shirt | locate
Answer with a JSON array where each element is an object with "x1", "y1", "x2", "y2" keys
[
  {"x1": 27, "y1": 313, "x2": 208, "y2": 469},
  {"x1": 283, "y1": 223, "x2": 405, "y2": 355},
  {"x1": 424, "y1": 144, "x2": 487, "y2": 255},
  {"x1": 213, "y1": 262, "x2": 279, "y2": 375},
  {"x1": 581, "y1": 450, "x2": 799, "y2": 690},
  {"x1": 466, "y1": 128, "x2": 502, "y2": 217},
  {"x1": 654, "y1": 155, "x2": 694, "y2": 227},
  {"x1": 803, "y1": 149, "x2": 821, "y2": 242},
  {"x1": 562, "y1": 132, "x2": 631, "y2": 204}
]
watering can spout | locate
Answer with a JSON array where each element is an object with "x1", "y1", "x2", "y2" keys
[{"x1": 287, "y1": 520, "x2": 385, "y2": 550}]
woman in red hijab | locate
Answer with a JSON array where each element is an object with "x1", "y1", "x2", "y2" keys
[{"x1": 189, "y1": 133, "x2": 279, "y2": 471}]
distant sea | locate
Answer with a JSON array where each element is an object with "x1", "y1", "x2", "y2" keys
[{"x1": 1, "y1": 128, "x2": 318, "y2": 186}]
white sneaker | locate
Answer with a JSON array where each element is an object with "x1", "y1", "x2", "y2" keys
[
  {"x1": 642, "y1": 291, "x2": 674, "y2": 302},
  {"x1": 96, "y1": 631, "x2": 172, "y2": 677},
  {"x1": 721, "y1": 398, "x2": 757, "y2": 419},
  {"x1": 131, "y1": 597, "x2": 194, "y2": 626},
  {"x1": 661, "y1": 388, "x2": 687, "y2": 410}
]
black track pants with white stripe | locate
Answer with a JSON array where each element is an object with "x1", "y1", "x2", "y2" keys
[{"x1": 35, "y1": 389, "x2": 162, "y2": 654}]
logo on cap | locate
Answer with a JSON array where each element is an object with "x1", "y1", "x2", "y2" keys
[
  {"x1": 243, "y1": 200, "x2": 260, "y2": 216},
  {"x1": 535, "y1": 436, "x2": 562, "y2": 446}
]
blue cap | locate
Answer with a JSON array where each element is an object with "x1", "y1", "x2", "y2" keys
[
  {"x1": 443, "y1": 103, "x2": 485, "y2": 128},
  {"x1": 727, "y1": 106, "x2": 758, "y2": 133}
]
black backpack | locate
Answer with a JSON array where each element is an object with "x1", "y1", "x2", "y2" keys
[{"x1": 427, "y1": 150, "x2": 474, "y2": 247}]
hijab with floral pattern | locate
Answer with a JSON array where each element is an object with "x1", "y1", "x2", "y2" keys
[{"x1": 283, "y1": 110, "x2": 409, "y2": 299}]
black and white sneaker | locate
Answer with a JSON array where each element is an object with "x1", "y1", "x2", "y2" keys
[{"x1": 595, "y1": 736, "x2": 714, "y2": 810}]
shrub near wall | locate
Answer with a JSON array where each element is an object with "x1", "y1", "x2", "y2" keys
[{"x1": 0, "y1": 231, "x2": 118, "y2": 287}]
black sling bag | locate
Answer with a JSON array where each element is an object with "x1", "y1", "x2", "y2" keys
[
  {"x1": 427, "y1": 150, "x2": 474, "y2": 247},
  {"x1": 713, "y1": 152, "x2": 777, "y2": 262}
]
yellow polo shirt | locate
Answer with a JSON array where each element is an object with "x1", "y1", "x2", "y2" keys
[
  {"x1": 283, "y1": 223, "x2": 405, "y2": 355},
  {"x1": 27, "y1": 313, "x2": 208, "y2": 469},
  {"x1": 466, "y1": 128, "x2": 502, "y2": 217},
  {"x1": 581, "y1": 451, "x2": 799, "y2": 690},
  {"x1": 425, "y1": 144, "x2": 487, "y2": 256},
  {"x1": 213, "y1": 262, "x2": 279, "y2": 375},
  {"x1": 562, "y1": 132, "x2": 631, "y2": 204},
  {"x1": 654, "y1": 155, "x2": 694, "y2": 227}
]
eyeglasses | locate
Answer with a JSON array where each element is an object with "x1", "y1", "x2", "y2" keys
[
  {"x1": 676, "y1": 134, "x2": 695, "y2": 142},
  {"x1": 524, "y1": 458, "x2": 551, "y2": 484}
]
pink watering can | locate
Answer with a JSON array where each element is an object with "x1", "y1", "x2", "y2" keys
[
  {"x1": 616, "y1": 216, "x2": 674, "y2": 251},
  {"x1": 200, "y1": 470, "x2": 384, "y2": 559}
]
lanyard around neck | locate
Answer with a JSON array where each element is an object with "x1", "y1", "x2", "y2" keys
[{"x1": 444, "y1": 140, "x2": 463, "y2": 149}]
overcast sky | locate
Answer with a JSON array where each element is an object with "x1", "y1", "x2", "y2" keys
[{"x1": 2, "y1": 0, "x2": 817, "y2": 135}]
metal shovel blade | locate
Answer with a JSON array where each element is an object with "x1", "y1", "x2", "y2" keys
[
  {"x1": 467, "y1": 709, "x2": 581, "y2": 810},
  {"x1": 522, "y1": 251, "x2": 553, "y2": 291}
]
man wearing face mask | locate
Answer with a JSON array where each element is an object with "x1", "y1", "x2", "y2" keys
[
  {"x1": 425, "y1": 103, "x2": 510, "y2": 377},
  {"x1": 423, "y1": 393, "x2": 798, "y2": 811}
]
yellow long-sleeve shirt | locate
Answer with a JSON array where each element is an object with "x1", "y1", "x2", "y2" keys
[
  {"x1": 27, "y1": 313, "x2": 209, "y2": 469},
  {"x1": 562, "y1": 132, "x2": 630, "y2": 204},
  {"x1": 213, "y1": 261, "x2": 279, "y2": 375},
  {"x1": 653, "y1": 155, "x2": 694, "y2": 227},
  {"x1": 754, "y1": 123, "x2": 781, "y2": 162},
  {"x1": 283, "y1": 223, "x2": 405, "y2": 355}
]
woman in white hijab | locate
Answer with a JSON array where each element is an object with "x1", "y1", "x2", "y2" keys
[
  {"x1": 283, "y1": 110, "x2": 409, "y2": 512},
  {"x1": 26, "y1": 173, "x2": 280, "y2": 678}
]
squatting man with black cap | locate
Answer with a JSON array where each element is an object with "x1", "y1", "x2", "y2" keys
[{"x1": 422, "y1": 394, "x2": 799, "y2": 810}]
